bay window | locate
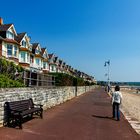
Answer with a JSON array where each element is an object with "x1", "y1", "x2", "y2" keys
[
  {"x1": 7, "y1": 44, "x2": 12, "y2": 56},
  {"x1": 7, "y1": 44, "x2": 18, "y2": 58},
  {"x1": 35, "y1": 58, "x2": 40, "y2": 65},
  {"x1": 14, "y1": 46, "x2": 18, "y2": 57},
  {"x1": 20, "y1": 52, "x2": 26, "y2": 62}
]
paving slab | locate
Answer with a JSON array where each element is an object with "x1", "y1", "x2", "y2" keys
[{"x1": 0, "y1": 88, "x2": 139, "y2": 140}]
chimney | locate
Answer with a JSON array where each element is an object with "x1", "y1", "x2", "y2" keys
[{"x1": 0, "y1": 17, "x2": 3, "y2": 25}]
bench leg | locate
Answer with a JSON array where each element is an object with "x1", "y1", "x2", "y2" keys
[
  {"x1": 19, "y1": 124, "x2": 22, "y2": 129},
  {"x1": 17, "y1": 116, "x2": 22, "y2": 129},
  {"x1": 40, "y1": 111, "x2": 43, "y2": 119},
  {"x1": 7, "y1": 118, "x2": 10, "y2": 127}
]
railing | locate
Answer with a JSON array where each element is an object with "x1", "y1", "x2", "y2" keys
[
  {"x1": 23, "y1": 71, "x2": 55, "y2": 87},
  {"x1": 30, "y1": 63, "x2": 42, "y2": 70}
]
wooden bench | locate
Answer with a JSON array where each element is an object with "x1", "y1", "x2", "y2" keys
[{"x1": 4, "y1": 98, "x2": 43, "y2": 129}]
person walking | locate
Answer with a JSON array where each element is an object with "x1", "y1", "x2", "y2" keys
[{"x1": 111, "y1": 85, "x2": 122, "y2": 121}]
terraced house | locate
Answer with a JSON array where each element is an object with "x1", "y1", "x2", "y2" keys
[
  {"x1": 48, "y1": 53, "x2": 57, "y2": 73},
  {"x1": 41, "y1": 48, "x2": 49, "y2": 73},
  {"x1": 15, "y1": 32, "x2": 31, "y2": 70},
  {"x1": 0, "y1": 17, "x2": 96, "y2": 84},
  {"x1": 31, "y1": 43, "x2": 43, "y2": 72},
  {"x1": 0, "y1": 18, "x2": 19, "y2": 64}
]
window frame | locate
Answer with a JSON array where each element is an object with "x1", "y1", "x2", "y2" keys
[
  {"x1": 6, "y1": 31, "x2": 14, "y2": 39},
  {"x1": 7, "y1": 44, "x2": 13, "y2": 56},
  {"x1": 20, "y1": 51, "x2": 26, "y2": 62}
]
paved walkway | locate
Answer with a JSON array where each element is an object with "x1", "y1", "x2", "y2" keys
[{"x1": 0, "y1": 88, "x2": 139, "y2": 140}]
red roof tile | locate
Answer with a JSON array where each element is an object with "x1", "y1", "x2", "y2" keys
[
  {"x1": 48, "y1": 53, "x2": 54, "y2": 59},
  {"x1": 0, "y1": 36, "x2": 20, "y2": 45},
  {"x1": 41, "y1": 48, "x2": 46, "y2": 55},
  {"x1": 15, "y1": 32, "x2": 26, "y2": 43},
  {"x1": 0, "y1": 24, "x2": 12, "y2": 31},
  {"x1": 32, "y1": 43, "x2": 39, "y2": 49}
]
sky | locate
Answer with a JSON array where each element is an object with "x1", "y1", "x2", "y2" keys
[{"x1": 1, "y1": 0, "x2": 140, "y2": 82}]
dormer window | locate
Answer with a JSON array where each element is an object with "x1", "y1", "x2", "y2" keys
[
  {"x1": 43, "y1": 54, "x2": 46, "y2": 58},
  {"x1": 35, "y1": 49, "x2": 40, "y2": 54},
  {"x1": 22, "y1": 40, "x2": 26, "y2": 47},
  {"x1": 6, "y1": 31, "x2": 14, "y2": 39},
  {"x1": 29, "y1": 45, "x2": 32, "y2": 51},
  {"x1": 43, "y1": 53, "x2": 48, "y2": 58}
]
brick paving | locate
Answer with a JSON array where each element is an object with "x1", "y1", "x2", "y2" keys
[{"x1": 0, "y1": 88, "x2": 139, "y2": 140}]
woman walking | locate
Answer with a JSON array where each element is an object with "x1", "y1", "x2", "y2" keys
[{"x1": 111, "y1": 85, "x2": 122, "y2": 121}]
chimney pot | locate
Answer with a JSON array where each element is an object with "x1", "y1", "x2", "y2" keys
[{"x1": 0, "y1": 17, "x2": 3, "y2": 25}]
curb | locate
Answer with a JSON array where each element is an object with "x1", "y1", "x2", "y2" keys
[{"x1": 121, "y1": 108, "x2": 140, "y2": 135}]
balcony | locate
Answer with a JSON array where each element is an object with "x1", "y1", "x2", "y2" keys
[{"x1": 30, "y1": 63, "x2": 42, "y2": 70}]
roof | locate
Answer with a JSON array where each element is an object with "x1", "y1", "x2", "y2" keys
[
  {"x1": 48, "y1": 53, "x2": 54, "y2": 59},
  {"x1": 0, "y1": 36, "x2": 20, "y2": 45},
  {"x1": 15, "y1": 32, "x2": 26, "y2": 43},
  {"x1": 41, "y1": 48, "x2": 46, "y2": 55},
  {"x1": 54, "y1": 56, "x2": 58, "y2": 62},
  {"x1": 0, "y1": 24, "x2": 12, "y2": 31},
  {"x1": 32, "y1": 43, "x2": 39, "y2": 49},
  {"x1": 59, "y1": 59, "x2": 63, "y2": 64}
]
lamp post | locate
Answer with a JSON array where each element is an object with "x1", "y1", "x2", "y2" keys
[{"x1": 104, "y1": 60, "x2": 110, "y2": 92}]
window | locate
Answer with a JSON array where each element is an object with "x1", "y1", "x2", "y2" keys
[
  {"x1": 27, "y1": 53, "x2": 30, "y2": 63},
  {"x1": 43, "y1": 62, "x2": 46, "y2": 69},
  {"x1": 43, "y1": 62, "x2": 48, "y2": 69},
  {"x1": 22, "y1": 40, "x2": 26, "y2": 47},
  {"x1": 35, "y1": 49, "x2": 40, "y2": 54},
  {"x1": 43, "y1": 53, "x2": 46, "y2": 58},
  {"x1": 29, "y1": 46, "x2": 32, "y2": 51},
  {"x1": 30, "y1": 56, "x2": 33, "y2": 63},
  {"x1": 7, "y1": 31, "x2": 14, "y2": 39},
  {"x1": 20, "y1": 52, "x2": 26, "y2": 62},
  {"x1": 7, "y1": 44, "x2": 12, "y2": 56},
  {"x1": 51, "y1": 65, "x2": 54, "y2": 71},
  {"x1": 14, "y1": 46, "x2": 18, "y2": 57},
  {"x1": 35, "y1": 58, "x2": 40, "y2": 65}
]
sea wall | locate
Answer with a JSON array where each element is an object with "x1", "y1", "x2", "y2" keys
[{"x1": 0, "y1": 86, "x2": 96, "y2": 126}]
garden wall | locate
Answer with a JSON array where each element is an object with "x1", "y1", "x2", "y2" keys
[{"x1": 0, "y1": 86, "x2": 96, "y2": 126}]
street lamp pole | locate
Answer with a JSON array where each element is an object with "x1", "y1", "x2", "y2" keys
[{"x1": 104, "y1": 60, "x2": 110, "y2": 92}]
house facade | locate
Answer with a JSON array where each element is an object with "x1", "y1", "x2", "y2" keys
[
  {"x1": 15, "y1": 33, "x2": 31, "y2": 70},
  {"x1": 0, "y1": 17, "x2": 96, "y2": 83},
  {"x1": 48, "y1": 54, "x2": 57, "y2": 73},
  {"x1": 41, "y1": 48, "x2": 49, "y2": 73},
  {"x1": 31, "y1": 43, "x2": 43, "y2": 72},
  {"x1": 0, "y1": 19, "x2": 20, "y2": 64}
]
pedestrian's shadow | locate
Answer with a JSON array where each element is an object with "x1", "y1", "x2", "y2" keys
[{"x1": 92, "y1": 115, "x2": 113, "y2": 120}]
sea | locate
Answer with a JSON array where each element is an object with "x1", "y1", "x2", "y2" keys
[
  {"x1": 124, "y1": 82, "x2": 140, "y2": 86},
  {"x1": 112, "y1": 82, "x2": 140, "y2": 89}
]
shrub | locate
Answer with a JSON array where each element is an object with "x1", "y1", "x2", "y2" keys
[
  {"x1": 0, "y1": 74, "x2": 24, "y2": 88},
  {"x1": 49, "y1": 73, "x2": 87, "y2": 86}
]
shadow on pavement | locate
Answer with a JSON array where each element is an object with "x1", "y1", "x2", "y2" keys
[{"x1": 92, "y1": 115, "x2": 114, "y2": 120}]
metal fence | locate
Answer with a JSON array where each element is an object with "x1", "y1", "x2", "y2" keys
[
  {"x1": 0, "y1": 50, "x2": 55, "y2": 87},
  {"x1": 23, "y1": 71, "x2": 55, "y2": 87}
]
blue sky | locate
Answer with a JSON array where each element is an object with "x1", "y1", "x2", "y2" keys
[{"x1": 1, "y1": 0, "x2": 140, "y2": 82}]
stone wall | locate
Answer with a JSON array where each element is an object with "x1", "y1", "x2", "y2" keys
[{"x1": 0, "y1": 86, "x2": 96, "y2": 126}]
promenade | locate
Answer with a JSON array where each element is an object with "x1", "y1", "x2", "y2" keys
[{"x1": 0, "y1": 88, "x2": 139, "y2": 140}]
